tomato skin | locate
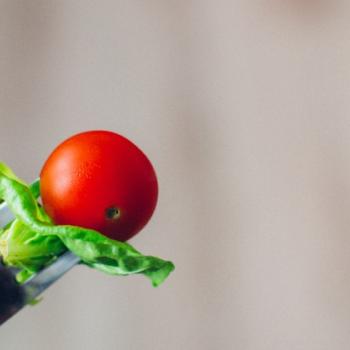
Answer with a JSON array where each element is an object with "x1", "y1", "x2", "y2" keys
[{"x1": 40, "y1": 130, "x2": 158, "y2": 242}]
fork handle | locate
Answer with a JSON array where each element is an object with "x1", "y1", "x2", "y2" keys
[
  {"x1": 0, "y1": 266, "x2": 24, "y2": 323},
  {"x1": 23, "y1": 251, "x2": 80, "y2": 302}
]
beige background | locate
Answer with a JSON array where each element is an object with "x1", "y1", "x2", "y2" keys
[{"x1": 1, "y1": 1, "x2": 350, "y2": 349}]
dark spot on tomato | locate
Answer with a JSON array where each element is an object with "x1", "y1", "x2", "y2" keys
[{"x1": 105, "y1": 206, "x2": 121, "y2": 220}]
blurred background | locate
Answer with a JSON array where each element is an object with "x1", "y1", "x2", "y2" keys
[{"x1": 1, "y1": 1, "x2": 350, "y2": 349}]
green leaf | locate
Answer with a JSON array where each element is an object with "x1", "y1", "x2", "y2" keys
[
  {"x1": 0, "y1": 218, "x2": 66, "y2": 283},
  {"x1": 0, "y1": 163, "x2": 174, "y2": 286},
  {"x1": 0, "y1": 163, "x2": 27, "y2": 186}
]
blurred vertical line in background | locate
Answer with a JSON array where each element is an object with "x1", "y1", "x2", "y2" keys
[{"x1": 0, "y1": 2, "x2": 61, "y2": 176}]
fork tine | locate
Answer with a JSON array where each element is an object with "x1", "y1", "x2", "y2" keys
[{"x1": 0, "y1": 185, "x2": 79, "y2": 326}]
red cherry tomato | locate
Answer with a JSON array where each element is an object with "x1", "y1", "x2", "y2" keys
[{"x1": 40, "y1": 130, "x2": 158, "y2": 242}]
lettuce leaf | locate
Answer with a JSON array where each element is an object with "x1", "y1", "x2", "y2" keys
[{"x1": 0, "y1": 163, "x2": 174, "y2": 286}]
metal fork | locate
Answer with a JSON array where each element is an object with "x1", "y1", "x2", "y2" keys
[{"x1": 0, "y1": 202, "x2": 80, "y2": 326}]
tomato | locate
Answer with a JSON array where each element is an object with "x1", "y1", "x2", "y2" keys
[{"x1": 40, "y1": 130, "x2": 158, "y2": 242}]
